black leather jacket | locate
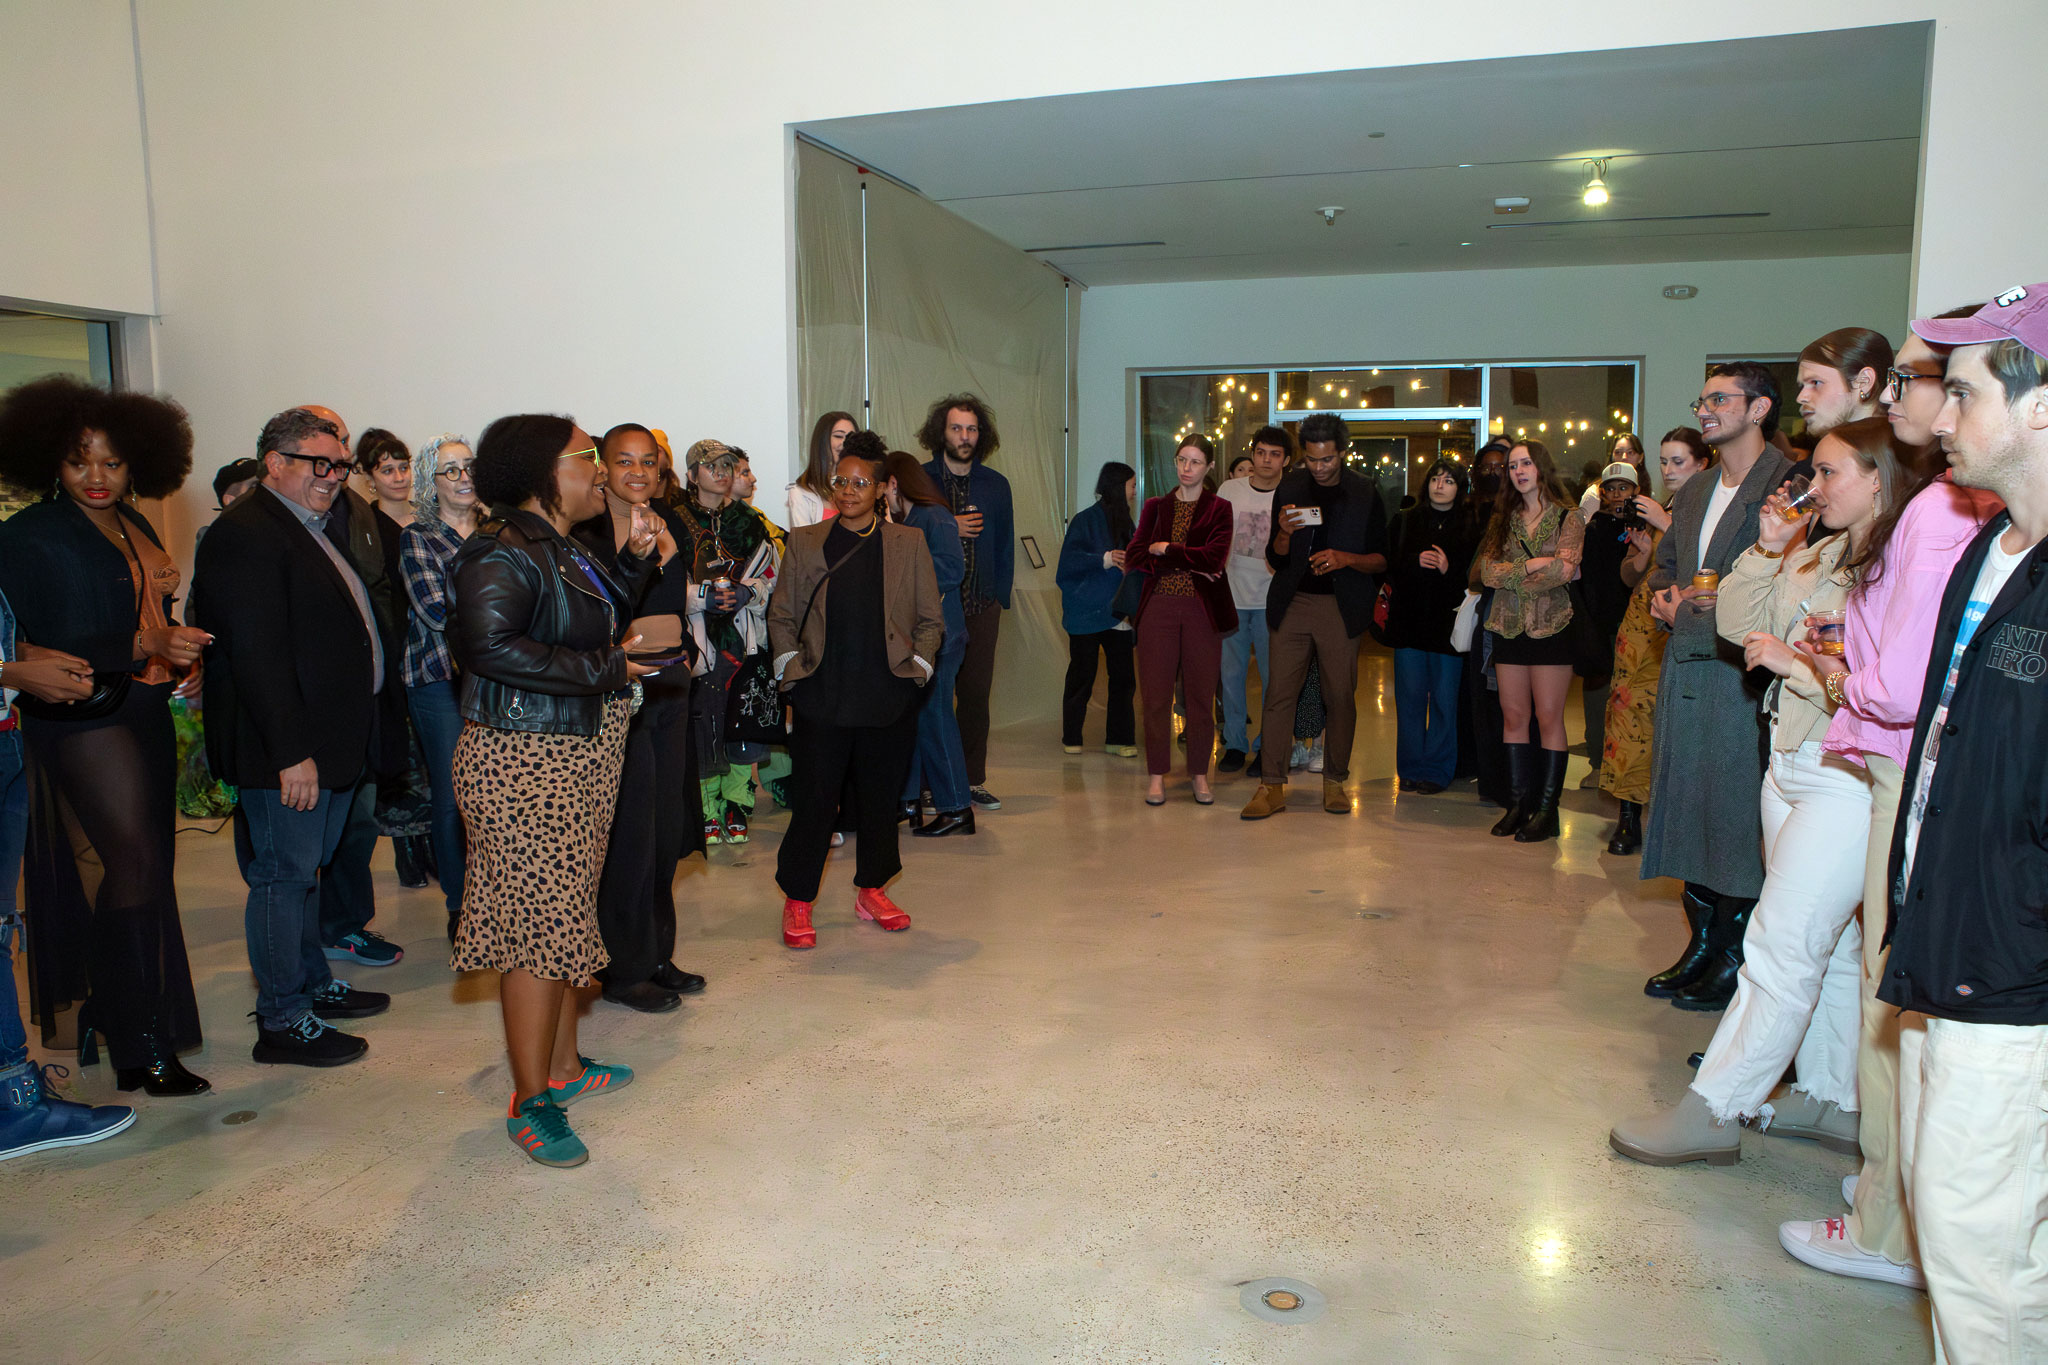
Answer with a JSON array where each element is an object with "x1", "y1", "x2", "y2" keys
[{"x1": 448, "y1": 508, "x2": 651, "y2": 736}]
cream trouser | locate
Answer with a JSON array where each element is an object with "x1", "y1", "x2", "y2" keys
[
  {"x1": 1899, "y1": 1015, "x2": 2048, "y2": 1362},
  {"x1": 1849, "y1": 755, "x2": 1922, "y2": 1267},
  {"x1": 1690, "y1": 742, "x2": 1869, "y2": 1121}
]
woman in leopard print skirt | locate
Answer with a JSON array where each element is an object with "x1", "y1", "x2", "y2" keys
[{"x1": 447, "y1": 414, "x2": 659, "y2": 1168}]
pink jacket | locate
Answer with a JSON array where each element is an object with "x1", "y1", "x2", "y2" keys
[{"x1": 1822, "y1": 475, "x2": 2003, "y2": 770}]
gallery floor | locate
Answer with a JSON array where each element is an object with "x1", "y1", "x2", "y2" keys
[{"x1": 7, "y1": 655, "x2": 1932, "y2": 1363}]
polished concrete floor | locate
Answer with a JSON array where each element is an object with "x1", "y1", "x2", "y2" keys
[{"x1": 8, "y1": 653, "x2": 1933, "y2": 1363}]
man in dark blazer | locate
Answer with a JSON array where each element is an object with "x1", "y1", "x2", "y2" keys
[
  {"x1": 192, "y1": 408, "x2": 388, "y2": 1068},
  {"x1": 1241, "y1": 411, "x2": 1388, "y2": 820},
  {"x1": 297, "y1": 405, "x2": 410, "y2": 971}
]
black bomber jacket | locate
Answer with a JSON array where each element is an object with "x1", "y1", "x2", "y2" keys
[
  {"x1": 1881, "y1": 511, "x2": 2048, "y2": 1024},
  {"x1": 447, "y1": 508, "x2": 651, "y2": 736}
]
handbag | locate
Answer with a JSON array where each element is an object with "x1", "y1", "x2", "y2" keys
[
  {"x1": 1109, "y1": 568, "x2": 1145, "y2": 623},
  {"x1": 14, "y1": 671, "x2": 132, "y2": 723},
  {"x1": 723, "y1": 649, "x2": 785, "y2": 743},
  {"x1": 1368, "y1": 581, "x2": 1394, "y2": 647},
  {"x1": 1449, "y1": 591, "x2": 1482, "y2": 653}
]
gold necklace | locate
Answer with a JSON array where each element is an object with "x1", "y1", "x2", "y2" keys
[{"x1": 845, "y1": 514, "x2": 879, "y2": 538}]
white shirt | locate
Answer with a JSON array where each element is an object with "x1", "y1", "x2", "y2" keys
[
  {"x1": 786, "y1": 482, "x2": 831, "y2": 529},
  {"x1": 1693, "y1": 475, "x2": 1741, "y2": 576},
  {"x1": 1215, "y1": 476, "x2": 1280, "y2": 610}
]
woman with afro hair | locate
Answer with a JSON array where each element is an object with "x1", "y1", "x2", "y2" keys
[{"x1": 0, "y1": 374, "x2": 214, "y2": 1097}]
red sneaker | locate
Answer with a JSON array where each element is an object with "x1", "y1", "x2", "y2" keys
[
  {"x1": 854, "y1": 887, "x2": 911, "y2": 931},
  {"x1": 781, "y1": 898, "x2": 816, "y2": 949}
]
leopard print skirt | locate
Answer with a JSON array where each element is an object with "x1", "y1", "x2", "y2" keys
[{"x1": 449, "y1": 696, "x2": 631, "y2": 985}]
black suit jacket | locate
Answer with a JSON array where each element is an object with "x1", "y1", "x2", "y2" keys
[
  {"x1": 328, "y1": 489, "x2": 410, "y2": 776},
  {"x1": 191, "y1": 485, "x2": 377, "y2": 789},
  {"x1": 1263, "y1": 466, "x2": 1389, "y2": 637},
  {"x1": 0, "y1": 498, "x2": 175, "y2": 671}
]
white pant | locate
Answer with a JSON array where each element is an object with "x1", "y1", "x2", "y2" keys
[
  {"x1": 1691, "y1": 742, "x2": 1869, "y2": 1121},
  {"x1": 1900, "y1": 1016, "x2": 2048, "y2": 1363}
]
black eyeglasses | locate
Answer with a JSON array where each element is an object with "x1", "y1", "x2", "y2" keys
[
  {"x1": 278, "y1": 451, "x2": 357, "y2": 478},
  {"x1": 1881, "y1": 366, "x2": 1942, "y2": 399},
  {"x1": 434, "y1": 462, "x2": 475, "y2": 481}
]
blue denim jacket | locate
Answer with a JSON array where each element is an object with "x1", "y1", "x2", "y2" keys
[{"x1": 924, "y1": 457, "x2": 1014, "y2": 611}]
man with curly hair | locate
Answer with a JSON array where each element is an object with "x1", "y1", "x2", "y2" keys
[{"x1": 918, "y1": 394, "x2": 1012, "y2": 811}]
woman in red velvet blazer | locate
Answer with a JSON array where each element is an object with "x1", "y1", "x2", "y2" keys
[{"x1": 1125, "y1": 436, "x2": 1238, "y2": 804}]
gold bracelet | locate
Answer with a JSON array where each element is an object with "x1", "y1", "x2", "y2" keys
[
  {"x1": 1751, "y1": 542, "x2": 1783, "y2": 559},
  {"x1": 1823, "y1": 670, "x2": 1850, "y2": 708}
]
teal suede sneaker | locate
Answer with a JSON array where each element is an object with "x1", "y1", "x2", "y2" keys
[
  {"x1": 547, "y1": 1055, "x2": 633, "y2": 1107},
  {"x1": 506, "y1": 1093, "x2": 588, "y2": 1167}
]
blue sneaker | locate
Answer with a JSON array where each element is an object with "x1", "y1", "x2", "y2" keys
[
  {"x1": 323, "y1": 930, "x2": 403, "y2": 967},
  {"x1": 547, "y1": 1056, "x2": 633, "y2": 1107},
  {"x1": 506, "y1": 1093, "x2": 588, "y2": 1167},
  {"x1": 0, "y1": 1062, "x2": 136, "y2": 1162}
]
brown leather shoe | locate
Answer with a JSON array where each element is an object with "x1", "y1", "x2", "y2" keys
[
  {"x1": 1240, "y1": 783, "x2": 1287, "y2": 820},
  {"x1": 1323, "y1": 779, "x2": 1350, "y2": 814}
]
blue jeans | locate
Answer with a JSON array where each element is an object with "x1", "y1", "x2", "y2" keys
[
  {"x1": 407, "y1": 680, "x2": 466, "y2": 914},
  {"x1": 1393, "y1": 648, "x2": 1462, "y2": 786},
  {"x1": 904, "y1": 642, "x2": 970, "y2": 812},
  {"x1": 0, "y1": 731, "x2": 29, "y2": 1069},
  {"x1": 240, "y1": 786, "x2": 351, "y2": 1029},
  {"x1": 1218, "y1": 608, "x2": 1270, "y2": 754}
]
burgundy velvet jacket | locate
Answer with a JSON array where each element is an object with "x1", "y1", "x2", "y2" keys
[{"x1": 1125, "y1": 488, "x2": 1239, "y2": 635}]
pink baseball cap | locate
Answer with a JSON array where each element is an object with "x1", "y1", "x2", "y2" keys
[{"x1": 1911, "y1": 283, "x2": 2048, "y2": 359}]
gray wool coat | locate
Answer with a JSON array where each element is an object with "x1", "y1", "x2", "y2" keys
[{"x1": 1638, "y1": 446, "x2": 1794, "y2": 897}]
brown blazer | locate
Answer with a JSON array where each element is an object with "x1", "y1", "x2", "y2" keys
[{"x1": 767, "y1": 519, "x2": 945, "y2": 689}]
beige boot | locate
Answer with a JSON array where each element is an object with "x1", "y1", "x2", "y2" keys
[
  {"x1": 1240, "y1": 783, "x2": 1287, "y2": 820},
  {"x1": 1755, "y1": 1085, "x2": 1860, "y2": 1156},
  {"x1": 1322, "y1": 778, "x2": 1350, "y2": 813},
  {"x1": 1608, "y1": 1088, "x2": 1741, "y2": 1166}
]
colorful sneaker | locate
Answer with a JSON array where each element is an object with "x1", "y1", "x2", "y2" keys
[
  {"x1": 0, "y1": 1062, "x2": 135, "y2": 1162},
  {"x1": 855, "y1": 886, "x2": 911, "y2": 931},
  {"x1": 548, "y1": 1055, "x2": 634, "y2": 1107},
  {"x1": 704, "y1": 813, "x2": 726, "y2": 845},
  {"x1": 323, "y1": 929, "x2": 403, "y2": 967},
  {"x1": 1779, "y1": 1216, "x2": 1925, "y2": 1289},
  {"x1": 506, "y1": 1093, "x2": 588, "y2": 1167},
  {"x1": 723, "y1": 802, "x2": 750, "y2": 844}
]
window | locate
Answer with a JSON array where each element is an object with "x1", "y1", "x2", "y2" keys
[{"x1": 0, "y1": 311, "x2": 113, "y2": 392}]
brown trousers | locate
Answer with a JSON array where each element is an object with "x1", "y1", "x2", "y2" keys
[
  {"x1": 1848, "y1": 754, "x2": 1920, "y2": 1267},
  {"x1": 1261, "y1": 594, "x2": 1361, "y2": 785}
]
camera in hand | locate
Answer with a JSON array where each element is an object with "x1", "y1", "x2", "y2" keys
[{"x1": 1612, "y1": 499, "x2": 1648, "y2": 532}]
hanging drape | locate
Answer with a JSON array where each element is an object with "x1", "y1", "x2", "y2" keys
[{"x1": 795, "y1": 137, "x2": 1078, "y2": 731}]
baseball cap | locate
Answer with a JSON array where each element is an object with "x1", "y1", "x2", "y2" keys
[
  {"x1": 212, "y1": 456, "x2": 261, "y2": 505},
  {"x1": 1599, "y1": 462, "x2": 1639, "y2": 486},
  {"x1": 1911, "y1": 283, "x2": 2048, "y2": 359},
  {"x1": 684, "y1": 438, "x2": 734, "y2": 468}
]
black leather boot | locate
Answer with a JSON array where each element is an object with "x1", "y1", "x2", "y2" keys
[
  {"x1": 1513, "y1": 748, "x2": 1569, "y2": 842},
  {"x1": 1673, "y1": 894, "x2": 1758, "y2": 1011},
  {"x1": 1490, "y1": 743, "x2": 1536, "y2": 837},
  {"x1": 1644, "y1": 884, "x2": 1719, "y2": 997},
  {"x1": 114, "y1": 1014, "x2": 211, "y2": 1097},
  {"x1": 1607, "y1": 800, "x2": 1643, "y2": 855}
]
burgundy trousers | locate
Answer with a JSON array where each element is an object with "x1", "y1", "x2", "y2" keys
[{"x1": 1137, "y1": 594, "x2": 1222, "y2": 779}]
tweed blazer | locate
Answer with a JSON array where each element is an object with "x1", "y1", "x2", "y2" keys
[{"x1": 767, "y1": 520, "x2": 944, "y2": 689}]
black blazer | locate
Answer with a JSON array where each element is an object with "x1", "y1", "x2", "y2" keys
[
  {"x1": 1263, "y1": 466, "x2": 1390, "y2": 638},
  {"x1": 330, "y1": 490, "x2": 410, "y2": 776},
  {"x1": 450, "y1": 508, "x2": 650, "y2": 736},
  {"x1": 0, "y1": 498, "x2": 173, "y2": 672},
  {"x1": 191, "y1": 485, "x2": 377, "y2": 790}
]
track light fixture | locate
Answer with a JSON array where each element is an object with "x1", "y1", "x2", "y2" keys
[{"x1": 1582, "y1": 159, "x2": 1611, "y2": 208}]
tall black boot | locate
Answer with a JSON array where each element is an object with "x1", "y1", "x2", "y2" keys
[
  {"x1": 393, "y1": 835, "x2": 430, "y2": 889},
  {"x1": 1644, "y1": 884, "x2": 1718, "y2": 997},
  {"x1": 1607, "y1": 800, "x2": 1643, "y2": 855},
  {"x1": 1490, "y1": 743, "x2": 1536, "y2": 837},
  {"x1": 1513, "y1": 748, "x2": 1569, "y2": 843},
  {"x1": 1672, "y1": 893, "x2": 1757, "y2": 1011}
]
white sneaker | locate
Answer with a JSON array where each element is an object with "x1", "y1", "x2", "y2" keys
[
  {"x1": 830, "y1": 832, "x2": 845, "y2": 847},
  {"x1": 1289, "y1": 740, "x2": 1310, "y2": 772},
  {"x1": 1779, "y1": 1216, "x2": 1925, "y2": 1290},
  {"x1": 1307, "y1": 741, "x2": 1325, "y2": 774},
  {"x1": 1842, "y1": 1173, "x2": 1858, "y2": 1207}
]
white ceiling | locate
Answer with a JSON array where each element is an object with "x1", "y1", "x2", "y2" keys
[{"x1": 800, "y1": 24, "x2": 1926, "y2": 286}]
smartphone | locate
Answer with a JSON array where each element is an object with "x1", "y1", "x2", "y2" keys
[{"x1": 1292, "y1": 506, "x2": 1324, "y2": 526}]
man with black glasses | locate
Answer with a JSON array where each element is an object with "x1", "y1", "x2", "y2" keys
[{"x1": 193, "y1": 409, "x2": 388, "y2": 1068}]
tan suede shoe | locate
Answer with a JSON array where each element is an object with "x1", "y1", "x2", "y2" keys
[
  {"x1": 1240, "y1": 783, "x2": 1287, "y2": 820},
  {"x1": 1323, "y1": 779, "x2": 1349, "y2": 813}
]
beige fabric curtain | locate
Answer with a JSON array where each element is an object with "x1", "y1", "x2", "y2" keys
[
  {"x1": 794, "y1": 140, "x2": 865, "y2": 476},
  {"x1": 795, "y1": 139, "x2": 1078, "y2": 731}
]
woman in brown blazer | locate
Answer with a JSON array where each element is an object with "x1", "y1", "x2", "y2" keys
[{"x1": 767, "y1": 437, "x2": 944, "y2": 949}]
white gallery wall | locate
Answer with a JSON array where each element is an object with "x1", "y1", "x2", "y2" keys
[
  {"x1": 1077, "y1": 253, "x2": 1913, "y2": 495},
  {"x1": 2, "y1": 1, "x2": 2044, "y2": 555}
]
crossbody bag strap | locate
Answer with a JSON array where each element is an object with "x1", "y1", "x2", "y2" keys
[{"x1": 794, "y1": 527, "x2": 881, "y2": 644}]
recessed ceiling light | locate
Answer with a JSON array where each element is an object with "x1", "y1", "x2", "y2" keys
[
  {"x1": 1457, "y1": 163, "x2": 1474, "y2": 168},
  {"x1": 1459, "y1": 242, "x2": 1472, "y2": 247}
]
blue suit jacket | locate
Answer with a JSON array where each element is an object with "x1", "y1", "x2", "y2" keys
[{"x1": 924, "y1": 456, "x2": 1014, "y2": 609}]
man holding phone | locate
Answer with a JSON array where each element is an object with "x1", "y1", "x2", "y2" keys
[{"x1": 1241, "y1": 412, "x2": 1388, "y2": 819}]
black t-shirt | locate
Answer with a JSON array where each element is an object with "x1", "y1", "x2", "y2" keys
[
  {"x1": 1293, "y1": 480, "x2": 1343, "y2": 595},
  {"x1": 793, "y1": 520, "x2": 914, "y2": 727}
]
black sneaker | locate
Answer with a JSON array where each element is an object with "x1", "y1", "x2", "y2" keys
[
  {"x1": 968, "y1": 785, "x2": 1001, "y2": 810},
  {"x1": 253, "y1": 1015, "x2": 368, "y2": 1067},
  {"x1": 1218, "y1": 749, "x2": 1246, "y2": 773},
  {"x1": 311, "y1": 979, "x2": 391, "y2": 1020}
]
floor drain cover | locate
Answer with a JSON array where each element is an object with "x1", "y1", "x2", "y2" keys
[{"x1": 1239, "y1": 1277, "x2": 1326, "y2": 1323}]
